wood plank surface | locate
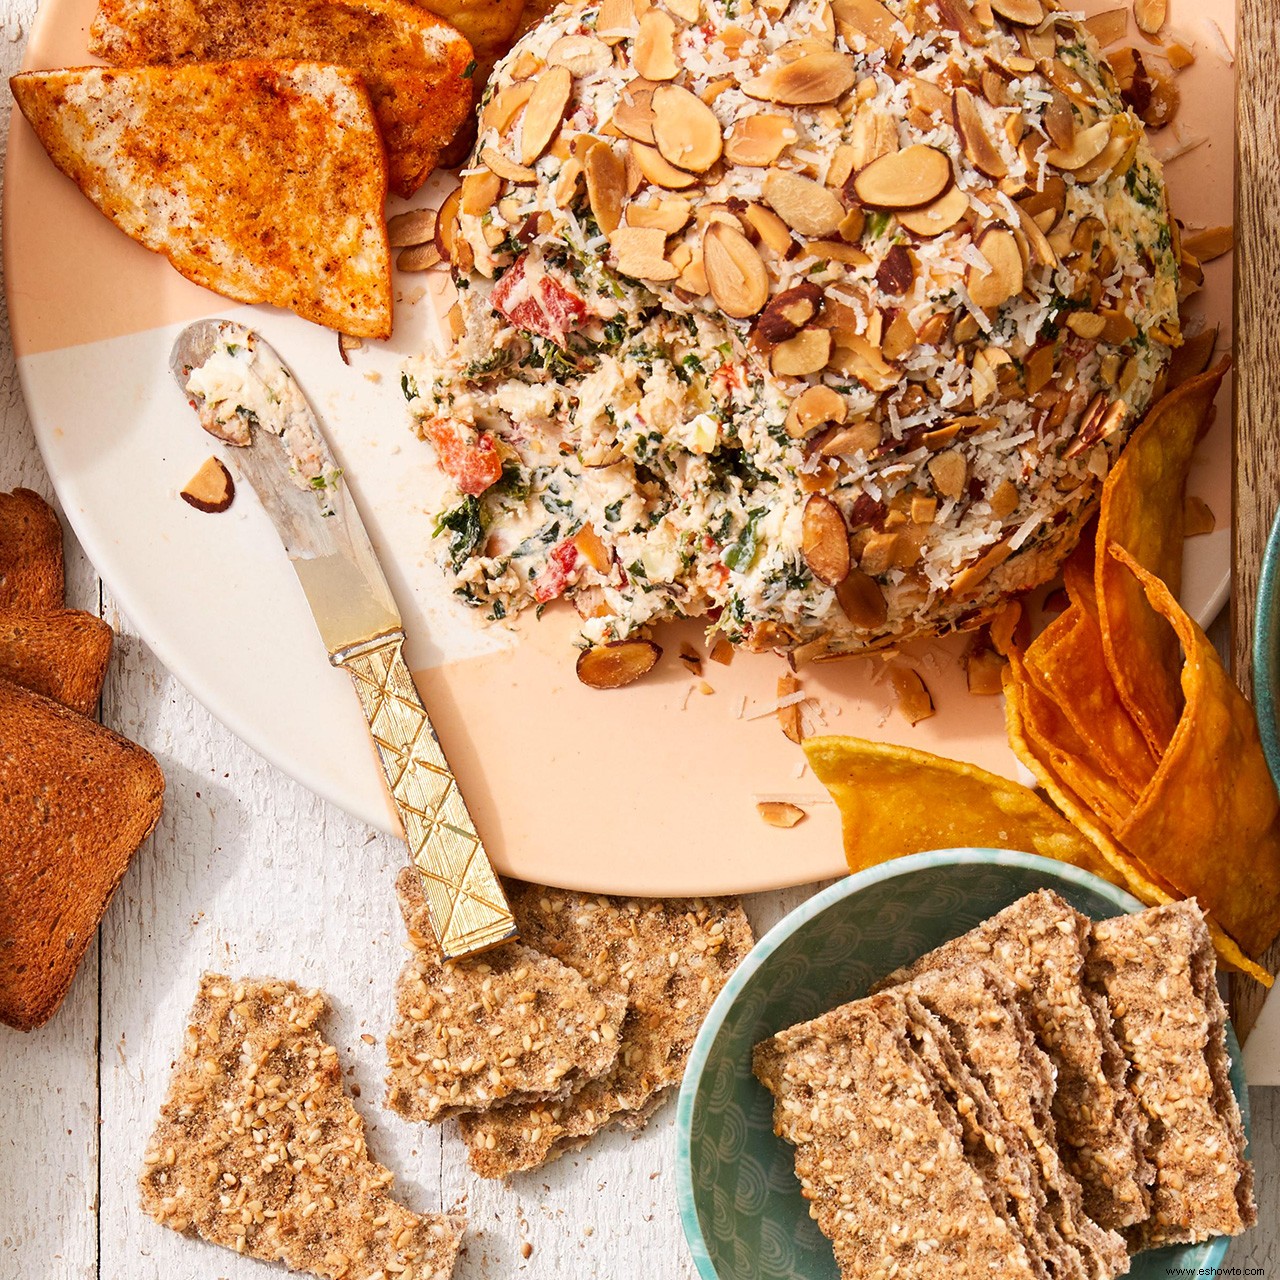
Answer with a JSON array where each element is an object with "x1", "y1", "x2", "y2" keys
[{"x1": 1231, "y1": 0, "x2": 1280, "y2": 1039}]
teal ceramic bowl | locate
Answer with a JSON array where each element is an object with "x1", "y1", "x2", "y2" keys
[
  {"x1": 676, "y1": 849, "x2": 1251, "y2": 1280},
  {"x1": 1253, "y1": 508, "x2": 1280, "y2": 790}
]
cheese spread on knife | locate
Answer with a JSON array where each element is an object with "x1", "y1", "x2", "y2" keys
[{"x1": 406, "y1": 0, "x2": 1181, "y2": 663}]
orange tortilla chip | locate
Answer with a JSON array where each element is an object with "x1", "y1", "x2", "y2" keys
[
  {"x1": 1005, "y1": 677, "x2": 1273, "y2": 986},
  {"x1": 1096, "y1": 361, "x2": 1229, "y2": 754},
  {"x1": 803, "y1": 734, "x2": 1119, "y2": 881},
  {"x1": 1106, "y1": 546, "x2": 1280, "y2": 956}
]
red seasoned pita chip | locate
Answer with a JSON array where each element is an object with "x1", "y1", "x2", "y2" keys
[{"x1": 1096, "y1": 361, "x2": 1229, "y2": 754}]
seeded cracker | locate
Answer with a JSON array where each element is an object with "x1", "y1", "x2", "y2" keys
[
  {"x1": 754, "y1": 991, "x2": 1041, "y2": 1280},
  {"x1": 458, "y1": 884, "x2": 754, "y2": 1177},
  {"x1": 903, "y1": 966, "x2": 1129, "y2": 1280},
  {"x1": 385, "y1": 869, "x2": 626, "y2": 1121},
  {"x1": 1087, "y1": 902, "x2": 1256, "y2": 1248},
  {"x1": 139, "y1": 974, "x2": 464, "y2": 1280},
  {"x1": 876, "y1": 890, "x2": 1150, "y2": 1231}
]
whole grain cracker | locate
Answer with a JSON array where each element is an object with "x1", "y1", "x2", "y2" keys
[
  {"x1": 139, "y1": 973, "x2": 464, "y2": 1280},
  {"x1": 904, "y1": 966, "x2": 1129, "y2": 1280},
  {"x1": 458, "y1": 883, "x2": 753, "y2": 1177},
  {"x1": 876, "y1": 890, "x2": 1151, "y2": 1231},
  {"x1": 385, "y1": 868, "x2": 626, "y2": 1122},
  {"x1": 1087, "y1": 902, "x2": 1256, "y2": 1248},
  {"x1": 754, "y1": 991, "x2": 1042, "y2": 1280}
]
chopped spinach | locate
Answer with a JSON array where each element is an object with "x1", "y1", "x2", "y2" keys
[{"x1": 433, "y1": 496, "x2": 485, "y2": 570}]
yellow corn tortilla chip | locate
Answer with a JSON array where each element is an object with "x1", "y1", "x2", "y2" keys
[
  {"x1": 1106, "y1": 545, "x2": 1280, "y2": 957},
  {"x1": 803, "y1": 734, "x2": 1118, "y2": 880},
  {"x1": 1004, "y1": 676, "x2": 1273, "y2": 987},
  {"x1": 1096, "y1": 360, "x2": 1229, "y2": 754}
]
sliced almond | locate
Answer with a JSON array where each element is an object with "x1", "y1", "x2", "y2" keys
[
  {"x1": 785, "y1": 384, "x2": 847, "y2": 437},
  {"x1": 852, "y1": 145, "x2": 953, "y2": 211},
  {"x1": 911, "y1": 493, "x2": 937, "y2": 524},
  {"x1": 802, "y1": 493, "x2": 850, "y2": 586},
  {"x1": 434, "y1": 186, "x2": 462, "y2": 263},
  {"x1": 596, "y1": 0, "x2": 636, "y2": 41},
  {"x1": 817, "y1": 419, "x2": 880, "y2": 455},
  {"x1": 928, "y1": 449, "x2": 968, "y2": 501},
  {"x1": 387, "y1": 208, "x2": 437, "y2": 248},
  {"x1": 837, "y1": 206, "x2": 866, "y2": 243},
  {"x1": 571, "y1": 523, "x2": 612, "y2": 572},
  {"x1": 1167, "y1": 41, "x2": 1195, "y2": 70},
  {"x1": 829, "y1": 332, "x2": 897, "y2": 390},
  {"x1": 988, "y1": 478, "x2": 1020, "y2": 520},
  {"x1": 990, "y1": 0, "x2": 1042, "y2": 23},
  {"x1": 482, "y1": 146, "x2": 538, "y2": 184},
  {"x1": 773, "y1": 328, "x2": 833, "y2": 376},
  {"x1": 876, "y1": 244, "x2": 915, "y2": 295},
  {"x1": 1044, "y1": 92, "x2": 1076, "y2": 153},
  {"x1": 709, "y1": 635, "x2": 735, "y2": 665},
  {"x1": 896, "y1": 187, "x2": 969, "y2": 237},
  {"x1": 482, "y1": 79, "x2": 536, "y2": 135},
  {"x1": 724, "y1": 113, "x2": 795, "y2": 166},
  {"x1": 625, "y1": 197, "x2": 692, "y2": 234},
  {"x1": 630, "y1": 141, "x2": 699, "y2": 189},
  {"x1": 1083, "y1": 7, "x2": 1127, "y2": 44},
  {"x1": 890, "y1": 666, "x2": 935, "y2": 724},
  {"x1": 777, "y1": 673, "x2": 803, "y2": 743},
  {"x1": 180, "y1": 456, "x2": 235, "y2": 513},
  {"x1": 520, "y1": 65, "x2": 573, "y2": 166},
  {"x1": 1184, "y1": 495, "x2": 1215, "y2": 538},
  {"x1": 1182, "y1": 225, "x2": 1234, "y2": 262},
  {"x1": 634, "y1": 9, "x2": 680, "y2": 80},
  {"x1": 576, "y1": 639, "x2": 662, "y2": 689},
  {"x1": 397, "y1": 243, "x2": 442, "y2": 271},
  {"x1": 743, "y1": 51, "x2": 856, "y2": 105},
  {"x1": 952, "y1": 89, "x2": 1008, "y2": 179},
  {"x1": 966, "y1": 225, "x2": 1024, "y2": 312},
  {"x1": 1133, "y1": 0, "x2": 1165, "y2": 35},
  {"x1": 807, "y1": 239, "x2": 872, "y2": 266},
  {"x1": 743, "y1": 203, "x2": 794, "y2": 256},
  {"x1": 835, "y1": 566, "x2": 888, "y2": 628},
  {"x1": 758, "y1": 801, "x2": 807, "y2": 828},
  {"x1": 831, "y1": 0, "x2": 898, "y2": 48},
  {"x1": 1045, "y1": 118, "x2": 1111, "y2": 171},
  {"x1": 547, "y1": 33, "x2": 613, "y2": 76},
  {"x1": 916, "y1": 311, "x2": 952, "y2": 346},
  {"x1": 610, "y1": 225, "x2": 679, "y2": 280},
  {"x1": 703, "y1": 223, "x2": 769, "y2": 318},
  {"x1": 585, "y1": 141, "x2": 627, "y2": 234},
  {"x1": 612, "y1": 79, "x2": 658, "y2": 144},
  {"x1": 651, "y1": 84, "x2": 723, "y2": 172},
  {"x1": 460, "y1": 168, "x2": 502, "y2": 217},
  {"x1": 757, "y1": 282, "x2": 824, "y2": 342},
  {"x1": 882, "y1": 310, "x2": 917, "y2": 361},
  {"x1": 762, "y1": 170, "x2": 845, "y2": 237},
  {"x1": 966, "y1": 645, "x2": 1006, "y2": 695},
  {"x1": 1066, "y1": 311, "x2": 1106, "y2": 340}
]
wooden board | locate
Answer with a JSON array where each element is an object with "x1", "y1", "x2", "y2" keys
[{"x1": 1231, "y1": 0, "x2": 1280, "y2": 1039}]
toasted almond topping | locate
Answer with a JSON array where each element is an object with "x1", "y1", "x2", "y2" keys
[
  {"x1": 757, "y1": 801, "x2": 807, "y2": 828},
  {"x1": 881, "y1": 310, "x2": 917, "y2": 361},
  {"x1": 785, "y1": 384, "x2": 847, "y2": 438},
  {"x1": 1181, "y1": 225, "x2": 1234, "y2": 262},
  {"x1": 1083, "y1": 7, "x2": 1128, "y2": 43},
  {"x1": 387, "y1": 208, "x2": 437, "y2": 248},
  {"x1": 625, "y1": 196, "x2": 692, "y2": 234},
  {"x1": 897, "y1": 186, "x2": 969, "y2": 237},
  {"x1": 772, "y1": 328, "x2": 832, "y2": 376},
  {"x1": 482, "y1": 146, "x2": 538, "y2": 184},
  {"x1": 756, "y1": 282, "x2": 823, "y2": 342},
  {"x1": 703, "y1": 223, "x2": 769, "y2": 317},
  {"x1": 951, "y1": 540, "x2": 1013, "y2": 597},
  {"x1": 434, "y1": 186, "x2": 462, "y2": 263},
  {"x1": 835, "y1": 566, "x2": 888, "y2": 629},
  {"x1": 634, "y1": 9, "x2": 680, "y2": 80},
  {"x1": 987, "y1": 478, "x2": 1020, "y2": 520},
  {"x1": 966, "y1": 224, "x2": 1024, "y2": 311},
  {"x1": 460, "y1": 169, "x2": 502, "y2": 217},
  {"x1": 777, "y1": 672, "x2": 803, "y2": 742},
  {"x1": 630, "y1": 141, "x2": 699, "y2": 189},
  {"x1": 1134, "y1": 0, "x2": 1165, "y2": 34},
  {"x1": 520, "y1": 66, "x2": 573, "y2": 166},
  {"x1": 836, "y1": 205, "x2": 866, "y2": 244},
  {"x1": 576, "y1": 639, "x2": 663, "y2": 688},
  {"x1": 952, "y1": 89, "x2": 1007, "y2": 179},
  {"x1": 611, "y1": 79, "x2": 658, "y2": 144},
  {"x1": 570, "y1": 523, "x2": 612, "y2": 573},
  {"x1": 1167, "y1": 40, "x2": 1195, "y2": 69},
  {"x1": 584, "y1": 141, "x2": 626, "y2": 234},
  {"x1": 966, "y1": 645, "x2": 1006, "y2": 695},
  {"x1": 817, "y1": 419, "x2": 881, "y2": 455},
  {"x1": 1184, "y1": 495, "x2": 1215, "y2": 537},
  {"x1": 807, "y1": 238, "x2": 872, "y2": 266},
  {"x1": 928, "y1": 448, "x2": 968, "y2": 501},
  {"x1": 482, "y1": 79, "x2": 536, "y2": 135},
  {"x1": 547, "y1": 34, "x2": 613, "y2": 76},
  {"x1": 801, "y1": 493, "x2": 850, "y2": 586},
  {"x1": 651, "y1": 84, "x2": 723, "y2": 172},
  {"x1": 666, "y1": 0, "x2": 701, "y2": 19},
  {"x1": 1066, "y1": 311, "x2": 1107, "y2": 340},
  {"x1": 610, "y1": 225, "x2": 679, "y2": 280},
  {"x1": 741, "y1": 202, "x2": 793, "y2": 256},
  {"x1": 890, "y1": 666, "x2": 935, "y2": 724},
  {"x1": 852, "y1": 145, "x2": 952, "y2": 210},
  {"x1": 724, "y1": 113, "x2": 795, "y2": 166},
  {"x1": 596, "y1": 0, "x2": 635, "y2": 41},
  {"x1": 743, "y1": 51, "x2": 856, "y2": 105},
  {"x1": 831, "y1": 0, "x2": 898, "y2": 48},
  {"x1": 1045, "y1": 117, "x2": 1111, "y2": 170},
  {"x1": 397, "y1": 242, "x2": 442, "y2": 271},
  {"x1": 762, "y1": 169, "x2": 845, "y2": 237},
  {"x1": 989, "y1": 0, "x2": 1043, "y2": 24},
  {"x1": 875, "y1": 244, "x2": 914, "y2": 294},
  {"x1": 180, "y1": 456, "x2": 235, "y2": 513}
]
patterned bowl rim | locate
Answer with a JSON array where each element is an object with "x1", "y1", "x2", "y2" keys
[{"x1": 674, "y1": 847, "x2": 1246, "y2": 1280}]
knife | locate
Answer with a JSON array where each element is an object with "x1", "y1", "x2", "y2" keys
[{"x1": 170, "y1": 319, "x2": 517, "y2": 959}]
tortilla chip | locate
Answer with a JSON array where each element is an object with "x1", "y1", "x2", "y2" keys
[
  {"x1": 1096, "y1": 361, "x2": 1229, "y2": 754},
  {"x1": 1106, "y1": 546, "x2": 1280, "y2": 956},
  {"x1": 803, "y1": 734, "x2": 1119, "y2": 880}
]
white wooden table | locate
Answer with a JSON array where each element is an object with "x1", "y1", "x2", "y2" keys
[{"x1": 0, "y1": 4, "x2": 1275, "y2": 1274}]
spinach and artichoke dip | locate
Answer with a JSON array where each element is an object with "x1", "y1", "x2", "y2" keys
[{"x1": 405, "y1": 0, "x2": 1181, "y2": 670}]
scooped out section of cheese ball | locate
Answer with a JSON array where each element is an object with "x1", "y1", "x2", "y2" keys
[{"x1": 407, "y1": 0, "x2": 1181, "y2": 660}]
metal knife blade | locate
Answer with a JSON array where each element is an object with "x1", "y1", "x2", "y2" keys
[{"x1": 170, "y1": 320, "x2": 401, "y2": 656}]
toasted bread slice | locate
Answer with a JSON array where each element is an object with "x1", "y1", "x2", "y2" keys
[
  {"x1": 0, "y1": 678, "x2": 164, "y2": 1030},
  {"x1": 89, "y1": 0, "x2": 474, "y2": 197},
  {"x1": 0, "y1": 489, "x2": 64, "y2": 613},
  {"x1": 11, "y1": 62, "x2": 392, "y2": 337},
  {"x1": 0, "y1": 609, "x2": 113, "y2": 715}
]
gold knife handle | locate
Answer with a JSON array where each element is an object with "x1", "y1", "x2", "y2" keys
[{"x1": 332, "y1": 632, "x2": 517, "y2": 959}]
